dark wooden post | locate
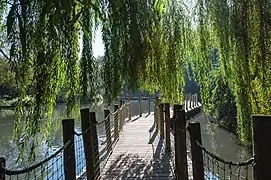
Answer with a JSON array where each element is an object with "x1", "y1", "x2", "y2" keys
[
  {"x1": 184, "y1": 98, "x2": 187, "y2": 112},
  {"x1": 190, "y1": 94, "x2": 193, "y2": 109},
  {"x1": 195, "y1": 94, "x2": 198, "y2": 106},
  {"x1": 122, "y1": 100, "x2": 126, "y2": 125},
  {"x1": 159, "y1": 103, "x2": 165, "y2": 138},
  {"x1": 138, "y1": 96, "x2": 142, "y2": 117},
  {"x1": 194, "y1": 94, "x2": 196, "y2": 107},
  {"x1": 119, "y1": 100, "x2": 123, "y2": 131},
  {"x1": 155, "y1": 97, "x2": 159, "y2": 128},
  {"x1": 253, "y1": 115, "x2": 271, "y2": 180},
  {"x1": 165, "y1": 103, "x2": 171, "y2": 153},
  {"x1": 175, "y1": 106, "x2": 188, "y2": 180},
  {"x1": 173, "y1": 104, "x2": 181, "y2": 175},
  {"x1": 188, "y1": 122, "x2": 204, "y2": 180},
  {"x1": 122, "y1": 100, "x2": 125, "y2": 126},
  {"x1": 80, "y1": 108, "x2": 95, "y2": 180},
  {"x1": 172, "y1": 104, "x2": 179, "y2": 130},
  {"x1": 90, "y1": 112, "x2": 100, "y2": 179},
  {"x1": 128, "y1": 97, "x2": 131, "y2": 120},
  {"x1": 190, "y1": 95, "x2": 193, "y2": 108},
  {"x1": 114, "y1": 105, "x2": 119, "y2": 141},
  {"x1": 148, "y1": 95, "x2": 151, "y2": 114},
  {"x1": 62, "y1": 119, "x2": 76, "y2": 180},
  {"x1": 104, "y1": 109, "x2": 112, "y2": 153},
  {"x1": 0, "y1": 157, "x2": 5, "y2": 180}
]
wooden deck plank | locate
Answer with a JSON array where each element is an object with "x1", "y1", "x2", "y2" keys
[
  {"x1": 99, "y1": 113, "x2": 193, "y2": 180},
  {"x1": 78, "y1": 112, "x2": 194, "y2": 180},
  {"x1": 100, "y1": 113, "x2": 173, "y2": 180}
]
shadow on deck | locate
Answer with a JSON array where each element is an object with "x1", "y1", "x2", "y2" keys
[{"x1": 101, "y1": 138, "x2": 173, "y2": 180}]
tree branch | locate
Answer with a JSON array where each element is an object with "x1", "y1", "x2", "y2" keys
[{"x1": 0, "y1": 48, "x2": 10, "y2": 60}]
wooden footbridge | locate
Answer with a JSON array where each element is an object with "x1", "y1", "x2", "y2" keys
[{"x1": 2, "y1": 94, "x2": 268, "y2": 180}]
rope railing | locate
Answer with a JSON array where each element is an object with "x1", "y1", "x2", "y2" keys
[
  {"x1": 73, "y1": 101, "x2": 130, "y2": 179},
  {"x1": 0, "y1": 99, "x2": 132, "y2": 180},
  {"x1": 184, "y1": 121, "x2": 254, "y2": 180},
  {"x1": 0, "y1": 140, "x2": 72, "y2": 179},
  {"x1": 3, "y1": 96, "x2": 208, "y2": 180},
  {"x1": 152, "y1": 95, "x2": 207, "y2": 180},
  {"x1": 152, "y1": 98, "x2": 197, "y2": 180},
  {"x1": 193, "y1": 138, "x2": 254, "y2": 180}
]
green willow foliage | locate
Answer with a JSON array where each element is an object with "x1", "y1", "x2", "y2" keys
[
  {"x1": 5, "y1": 0, "x2": 100, "y2": 160},
  {"x1": 191, "y1": 0, "x2": 271, "y2": 144},
  {"x1": 100, "y1": 0, "x2": 189, "y2": 104},
  {"x1": 2, "y1": 0, "x2": 270, "y2": 159}
]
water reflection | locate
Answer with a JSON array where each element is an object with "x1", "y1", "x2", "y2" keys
[
  {"x1": 0, "y1": 100, "x2": 153, "y2": 170},
  {"x1": 190, "y1": 112, "x2": 253, "y2": 180}
]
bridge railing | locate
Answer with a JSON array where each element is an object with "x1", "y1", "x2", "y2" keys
[
  {"x1": 151, "y1": 94, "x2": 200, "y2": 179},
  {"x1": 155, "y1": 94, "x2": 271, "y2": 180},
  {"x1": 0, "y1": 101, "x2": 131, "y2": 180}
]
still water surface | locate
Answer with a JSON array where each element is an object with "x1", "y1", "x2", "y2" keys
[{"x1": 0, "y1": 100, "x2": 252, "y2": 179}]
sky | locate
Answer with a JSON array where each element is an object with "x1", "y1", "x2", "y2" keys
[{"x1": 92, "y1": 28, "x2": 105, "y2": 58}]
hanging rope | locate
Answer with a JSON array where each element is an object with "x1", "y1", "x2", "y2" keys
[
  {"x1": 1, "y1": 140, "x2": 71, "y2": 179},
  {"x1": 185, "y1": 127, "x2": 254, "y2": 180}
]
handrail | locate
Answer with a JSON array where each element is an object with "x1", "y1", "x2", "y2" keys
[
  {"x1": 195, "y1": 140, "x2": 254, "y2": 166},
  {"x1": 1, "y1": 140, "x2": 72, "y2": 175}
]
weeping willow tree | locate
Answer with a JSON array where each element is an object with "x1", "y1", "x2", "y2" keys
[
  {"x1": 2, "y1": 0, "x2": 190, "y2": 160},
  {"x1": 5, "y1": 0, "x2": 102, "y2": 160},
  {"x1": 101, "y1": 0, "x2": 191, "y2": 104},
  {"x1": 1, "y1": 0, "x2": 270, "y2": 159},
  {"x1": 190, "y1": 0, "x2": 271, "y2": 145}
]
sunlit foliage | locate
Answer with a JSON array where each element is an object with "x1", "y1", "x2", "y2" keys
[
  {"x1": 1, "y1": 0, "x2": 270, "y2": 159},
  {"x1": 191, "y1": 0, "x2": 271, "y2": 145}
]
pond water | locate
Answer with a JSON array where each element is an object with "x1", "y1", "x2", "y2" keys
[
  {"x1": 0, "y1": 100, "x2": 253, "y2": 179},
  {"x1": 0, "y1": 99, "x2": 153, "y2": 170},
  {"x1": 188, "y1": 112, "x2": 253, "y2": 180}
]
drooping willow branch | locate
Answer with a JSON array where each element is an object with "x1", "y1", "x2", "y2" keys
[{"x1": 3, "y1": 0, "x2": 271, "y2": 160}]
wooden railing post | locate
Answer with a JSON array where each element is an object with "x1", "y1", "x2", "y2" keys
[
  {"x1": 119, "y1": 100, "x2": 123, "y2": 131},
  {"x1": 122, "y1": 100, "x2": 125, "y2": 128},
  {"x1": 138, "y1": 96, "x2": 142, "y2": 117},
  {"x1": 0, "y1": 157, "x2": 5, "y2": 180},
  {"x1": 188, "y1": 122, "x2": 204, "y2": 180},
  {"x1": 80, "y1": 108, "x2": 95, "y2": 180},
  {"x1": 148, "y1": 95, "x2": 151, "y2": 114},
  {"x1": 175, "y1": 105, "x2": 188, "y2": 180},
  {"x1": 194, "y1": 94, "x2": 197, "y2": 107},
  {"x1": 190, "y1": 94, "x2": 193, "y2": 109},
  {"x1": 159, "y1": 103, "x2": 165, "y2": 138},
  {"x1": 128, "y1": 97, "x2": 131, "y2": 120},
  {"x1": 155, "y1": 96, "x2": 159, "y2": 128},
  {"x1": 104, "y1": 109, "x2": 112, "y2": 153},
  {"x1": 184, "y1": 98, "x2": 187, "y2": 112},
  {"x1": 123, "y1": 100, "x2": 126, "y2": 120},
  {"x1": 190, "y1": 94, "x2": 193, "y2": 108},
  {"x1": 114, "y1": 105, "x2": 119, "y2": 141},
  {"x1": 195, "y1": 94, "x2": 198, "y2": 106},
  {"x1": 172, "y1": 104, "x2": 179, "y2": 130},
  {"x1": 62, "y1": 119, "x2": 76, "y2": 180},
  {"x1": 253, "y1": 115, "x2": 271, "y2": 179},
  {"x1": 90, "y1": 112, "x2": 100, "y2": 179},
  {"x1": 173, "y1": 104, "x2": 181, "y2": 175},
  {"x1": 165, "y1": 103, "x2": 171, "y2": 153},
  {"x1": 194, "y1": 94, "x2": 196, "y2": 107},
  {"x1": 120, "y1": 100, "x2": 124, "y2": 129}
]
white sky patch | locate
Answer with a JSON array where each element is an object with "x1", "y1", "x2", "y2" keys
[
  {"x1": 79, "y1": 26, "x2": 105, "y2": 59},
  {"x1": 92, "y1": 27, "x2": 105, "y2": 58}
]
